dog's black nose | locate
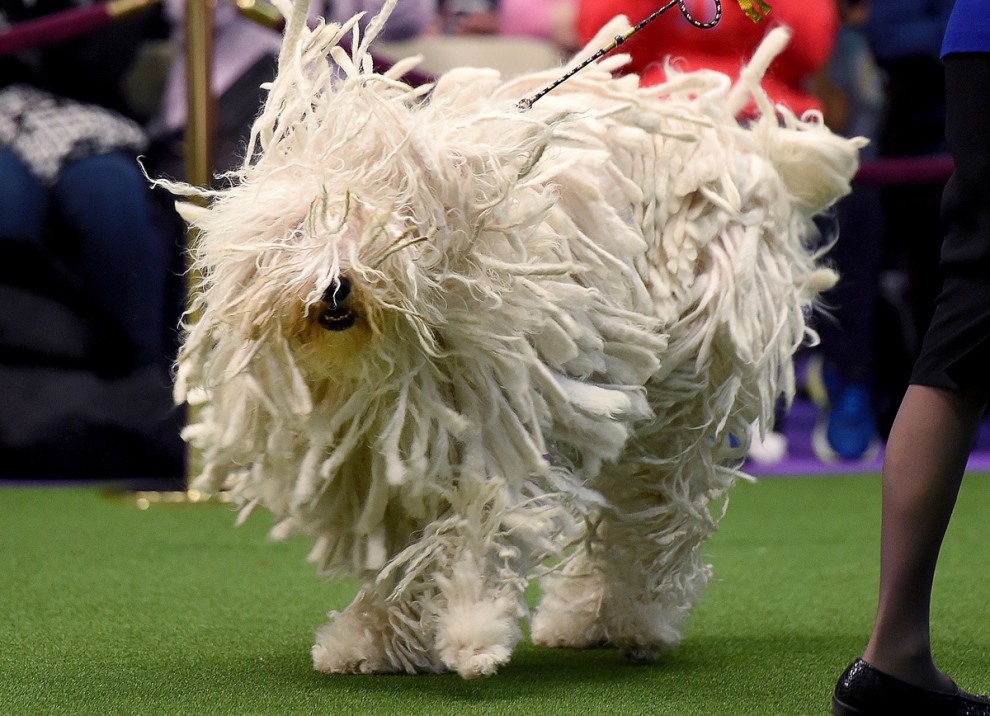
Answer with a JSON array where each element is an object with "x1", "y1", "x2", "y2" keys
[
  {"x1": 321, "y1": 276, "x2": 351, "y2": 307},
  {"x1": 318, "y1": 275, "x2": 356, "y2": 331}
]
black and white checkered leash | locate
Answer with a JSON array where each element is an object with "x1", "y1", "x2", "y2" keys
[{"x1": 516, "y1": 0, "x2": 724, "y2": 112}]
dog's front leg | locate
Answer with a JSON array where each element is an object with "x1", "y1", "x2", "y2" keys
[
  {"x1": 433, "y1": 548, "x2": 528, "y2": 679},
  {"x1": 311, "y1": 520, "x2": 531, "y2": 678}
]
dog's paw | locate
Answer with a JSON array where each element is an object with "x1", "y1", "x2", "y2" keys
[
  {"x1": 442, "y1": 644, "x2": 512, "y2": 680},
  {"x1": 311, "y1": 619, "x2": 396, "y2": 674},
  {"x1": 311, "y1": 641, "x2": 392, "y2": 675},
  {"x1": 312, "y1": 603, "x2": 416, "y2": 675},
  {"x1": 531, "y1": 606, "x2": 608, "y2": 649},
  {"x1": 436, "y1": 598, "x2": 520, "y2": 679},
  {"x1": 312, "y1": 596, "x2": 448, "y2": 675},
  {"x1": 532, "y1": 569, "x2": 607, "y2": 649},
  {"x1": 619, "y1": 644, "x2": 660, "y2": 663},
  {"x1": 602, "y1": 596, "x2": 682, "y2": 662}
]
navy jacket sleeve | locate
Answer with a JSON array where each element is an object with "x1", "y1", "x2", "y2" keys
[{"x1": 866, "y1": 0, "x2": 955, "y2": 62}]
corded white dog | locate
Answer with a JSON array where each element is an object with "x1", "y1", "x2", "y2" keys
[{"x1": 164, "y1": 0, "x2": 863, "y2": 679}]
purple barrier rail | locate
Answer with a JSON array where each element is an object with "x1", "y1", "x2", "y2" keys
[
  {"x1": 0, "y1": 0, "x2": 159, "y2": 57},
  {"x1": 854, "y1": 154, "x2": 954, "y2": 186}
]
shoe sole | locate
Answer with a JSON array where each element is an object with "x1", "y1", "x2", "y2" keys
[
  {"x1": 831, "y1": 695, "x2": 867, "y2": 715},
  {"x1": 811, "y1": 417, "x2": 840, "y2": 463}
]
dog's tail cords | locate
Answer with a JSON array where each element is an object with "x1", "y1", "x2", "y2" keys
[{"x1": 516, "y1": 0, "x2": 772, "y2": 112}]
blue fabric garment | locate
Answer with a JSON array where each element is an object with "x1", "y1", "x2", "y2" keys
[
  {"x1": 0, "y1": 148, "x2": 169, "y2": 366},
  {"x1": 942, "y1": 0, "x2": 990, "y2": 56},
  {"x1": 53, "y1": 153, "x2": 168, "y2": 366},
  {"x1": 0, "y1": 148, "x2": 47, "y2": 241}
]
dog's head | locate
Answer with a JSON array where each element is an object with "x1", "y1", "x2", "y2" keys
[{"x1": 176, "y1": 71, "x2": 564, "y2": 389}]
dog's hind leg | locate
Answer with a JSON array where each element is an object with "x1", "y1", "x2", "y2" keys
[
  {"x1": 311, "y1": 588, "x2": 444, "y2": 674},
  {"x1": 598, "y1": 521, "x2": 709, "y2": 661},
  {"x1": 531, "y1": 500, "x2": 714, "y2": 658},
  {"x1": 531, "y1": 545, "x2": 609, "y2": 649},
  {"x1": 593, "y1": 461, "x2": 728, "y2": 661}
]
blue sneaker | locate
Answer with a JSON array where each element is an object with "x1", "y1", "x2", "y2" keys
[{"x1": 812, "y1": 370, "x2": 881, "y2": 463}]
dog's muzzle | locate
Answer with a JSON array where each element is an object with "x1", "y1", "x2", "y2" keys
[{"x1": 318, "y1": 276, "x2": 357, "y2": 331}]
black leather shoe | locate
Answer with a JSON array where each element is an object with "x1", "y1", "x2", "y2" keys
[{"x1": 832, "y1": 659, "x2": 990, "y2": 715}]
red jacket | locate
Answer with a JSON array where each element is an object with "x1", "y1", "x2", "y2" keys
[{"x1": 576, "y1": 0, "x2": 839, "y2": 114}]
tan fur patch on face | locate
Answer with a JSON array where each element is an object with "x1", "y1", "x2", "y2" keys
[{"x1": 288, "y1": 298, "x2": 377, "y2": 380}]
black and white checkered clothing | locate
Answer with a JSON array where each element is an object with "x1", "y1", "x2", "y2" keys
[{"x1": 0, "y1": 84, "x2": 148, "y2": 185}]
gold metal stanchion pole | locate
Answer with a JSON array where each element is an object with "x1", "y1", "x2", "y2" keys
[
  {"x1": 184, "y1": 0, "x2": 215, "y2": 191},
  {"x1": 182, "y1": 0, "x2": 215, "y2": 491},
  {"x1": 112, "y1": 0, "x2": 231, "y2": 507}
]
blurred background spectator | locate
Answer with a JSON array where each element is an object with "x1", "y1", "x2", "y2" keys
[
  {"x1": 865, "y1": 0, "x2": 954, "y2": 431},
  {"x1": 809, "y1": 0, "x2": 888, "y2": 463},
  {"x1": 434, "y1": 0, "x2": 579, "y2": 51},
  {"x1": 808, "y1": 0, "x2": 956, "y2": 463},
  {"x1": 148, "y1": 0, "x2": 439, "y2": 181},
  {"x1": 438, "y1": 0, "x2": 498, "y2": 35},
  {"x1": 498, "y1": 0, "x2": 579, "y2": 52},
  {"x1": 0, "y1": 0, "x2": 185, "y2": 482},
  {"x1": 372, "y1": 0, "x2": 568, "y2": 85}
]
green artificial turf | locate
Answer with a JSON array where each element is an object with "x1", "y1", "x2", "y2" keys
[{"x1": 2, "y1": 476, "x2": 988, "y2": 715}]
